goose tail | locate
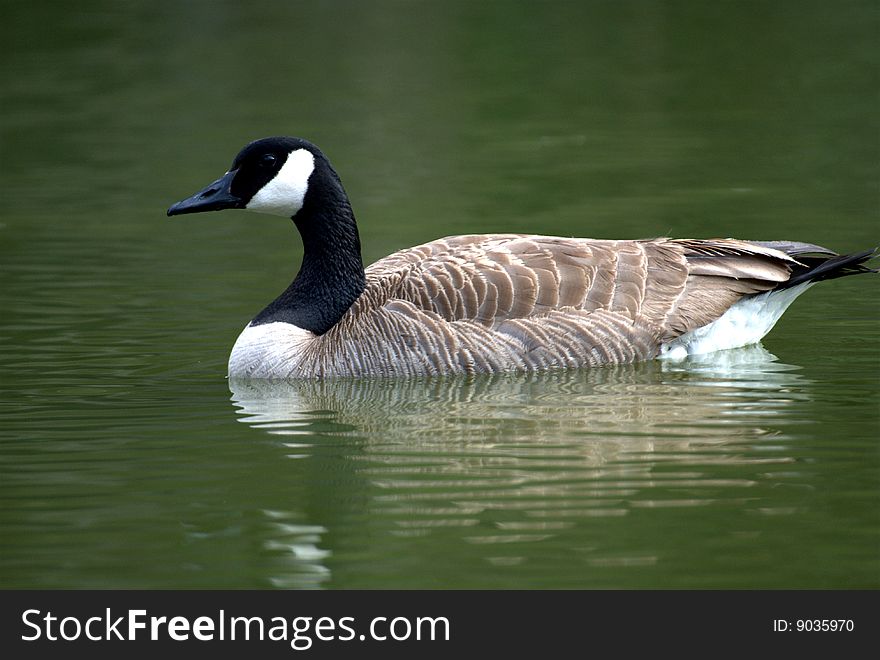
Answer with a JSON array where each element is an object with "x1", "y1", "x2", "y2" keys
[
  {"x1": 660, "y1": 243, "x2": 876, "y2": 359},
  {"x1": 749, "y1": 241, "x2": 878, "y2": 288}
]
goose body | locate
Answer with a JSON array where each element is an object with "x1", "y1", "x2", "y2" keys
[{"x1": 168, "y1": 137, "x2": 876, "y2": 379}]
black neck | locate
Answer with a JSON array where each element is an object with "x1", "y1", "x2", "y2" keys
[{"x1": 251, "y1": 183, "x2": 366, "y2": 335}]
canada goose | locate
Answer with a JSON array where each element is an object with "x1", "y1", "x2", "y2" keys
[{"x1": 168, "y1": 137, "x2": 876, "y2": 378}]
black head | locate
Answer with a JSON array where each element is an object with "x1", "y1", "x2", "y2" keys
[{"x1": 167, "y1": 137, "x2": 330, "y2": 218}]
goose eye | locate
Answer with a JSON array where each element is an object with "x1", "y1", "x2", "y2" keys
[{"x1": 260, "y1": 154, "x2": 277, "y2": 168}]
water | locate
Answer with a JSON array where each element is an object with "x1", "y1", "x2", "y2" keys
[{"x1": 1, "y1": 0, "x2": 878, "y2": 589}]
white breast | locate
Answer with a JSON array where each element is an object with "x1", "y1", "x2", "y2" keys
[{"x1": 228, "y1": 321, "x2": 316, "y2": 378}]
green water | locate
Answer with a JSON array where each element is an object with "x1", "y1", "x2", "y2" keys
[{"x1": 1, "y1": 0, "x2": 878, "y2": 589}]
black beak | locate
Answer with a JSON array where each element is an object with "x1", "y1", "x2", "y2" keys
[{"x1": 167, "y1": 169, "x2": 244, "y2": 216}]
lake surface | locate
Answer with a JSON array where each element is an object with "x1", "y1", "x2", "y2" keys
[{"x1": 1, "y1": 0, "x2": 878, "y2": 589}]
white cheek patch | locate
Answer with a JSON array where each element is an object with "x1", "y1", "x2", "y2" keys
[{"x1": 246, "y1": 148, "x2": 315, "y2": 217}]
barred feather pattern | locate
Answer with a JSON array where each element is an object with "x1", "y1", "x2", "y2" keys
[{"x1": 246, "y1": 235, "x2": 807, "y2": 378}]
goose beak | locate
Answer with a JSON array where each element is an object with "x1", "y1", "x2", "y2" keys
[{"x1": 167, "y1": 169, "x2": 243, "y2": 216}]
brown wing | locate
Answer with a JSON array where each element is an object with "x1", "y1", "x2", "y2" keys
[
  {"x1": 366, "y1": 234, "x2": 653, "y2": 323},
  {"x1": 365, "y1": 235, "x2": 800, "y2": 336},
  {"x1": 305, "y1": 235, "x2": 809, "y2": 376}
]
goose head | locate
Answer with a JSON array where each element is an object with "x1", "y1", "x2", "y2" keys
[
  {"x1": 168, "y1": 137, "x2": 365, "y2": 338},
  {"x1": 167, "y1": 136, "x2": 336, "y2": 220}
]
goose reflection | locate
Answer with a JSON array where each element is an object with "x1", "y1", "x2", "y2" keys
[
  {"x1": 230, "y1": 345, "x2": 807, "y2": 448},
  {"x1": 229, "y1": 346, "x2": 811, "y2": 568}
]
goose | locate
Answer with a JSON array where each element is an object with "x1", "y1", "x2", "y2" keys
[{"x1": 167, "y1": 136, "x2": 876, "y2": 378}]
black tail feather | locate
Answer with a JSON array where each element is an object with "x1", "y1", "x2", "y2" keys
[{"x1": 780, "y1": 247, "x2": 878, "y2": 289}]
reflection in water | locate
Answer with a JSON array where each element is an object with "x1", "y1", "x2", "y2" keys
[
  {"x1": 230, "y1": 346, "x2": 810, "y2": 585},
  {"x1": 260, "y1": 513, "x2": 332, "y2": 589}
]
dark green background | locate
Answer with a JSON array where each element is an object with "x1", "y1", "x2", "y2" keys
[{"x1": 1, "y1": 0, "x2": 877, "y2": 588}]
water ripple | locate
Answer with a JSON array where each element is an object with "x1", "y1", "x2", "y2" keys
[{"x1": 229, "y1": 346, "x2": 810, "y2": 552}]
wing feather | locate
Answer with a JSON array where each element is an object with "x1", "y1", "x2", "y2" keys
[{"x1": 360, "y1": 234, "x2": 802, "y2": 345}]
